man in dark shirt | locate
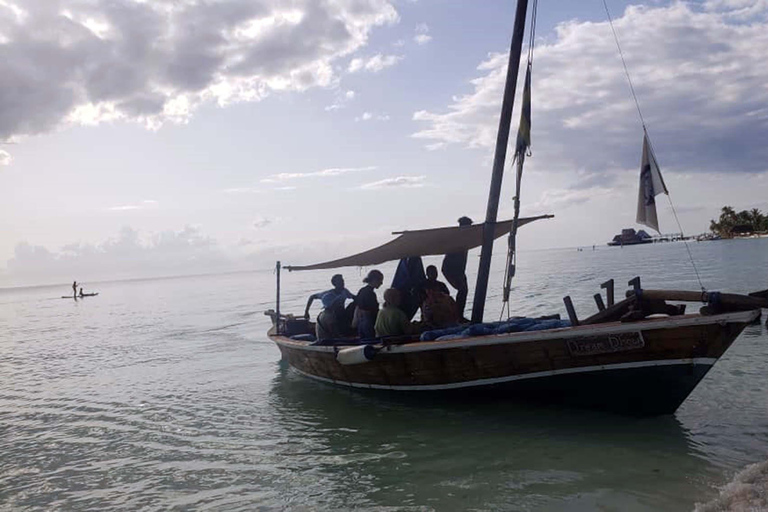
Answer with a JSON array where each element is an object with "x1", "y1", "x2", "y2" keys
[
  {"x1": 355, "y1": 269, "x2": 383, "y2": 339},
  {"x1": 441, "y1": 216, "x2": 472, "y2": 319}
]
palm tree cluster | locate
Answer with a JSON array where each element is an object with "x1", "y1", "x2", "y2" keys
[{"x1": 709, "y1": 206, "x2": 768, "y2": 237}]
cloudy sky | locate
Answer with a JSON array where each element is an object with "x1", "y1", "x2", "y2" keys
[{"x1": 2, "y1": 0, "x2": 767, "y2": 286}]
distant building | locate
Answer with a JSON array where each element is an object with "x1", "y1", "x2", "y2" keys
[
  {"x1": 607, "y1": 228, "x2": 653, "y2": 246},
  {"x1": 731, "y1": 224, "x2": 754, "y2": 237}
]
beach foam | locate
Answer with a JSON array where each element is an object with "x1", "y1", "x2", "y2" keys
[{"x1": 695, "y1": 459, "x2": 768, "y2": 512}]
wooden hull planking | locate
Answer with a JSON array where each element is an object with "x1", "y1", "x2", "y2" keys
[{"x1": 269, "y1": 311, "x2": 758, "y2": 415}]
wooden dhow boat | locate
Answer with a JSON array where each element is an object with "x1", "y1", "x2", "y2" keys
[{"x1": 265, "y1": 0, "x2": 767, "y2": 415}]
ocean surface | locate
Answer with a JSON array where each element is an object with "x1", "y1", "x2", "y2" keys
[{"x1": 1, "y1": 239, "x2": 767, "y2": 511}]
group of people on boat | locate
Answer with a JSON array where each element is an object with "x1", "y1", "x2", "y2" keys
[{"x1": 304, "y1": 217, "x2": 473, "y2": 341}]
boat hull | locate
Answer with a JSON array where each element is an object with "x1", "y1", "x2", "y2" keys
[{"x1": 270, "y1": 311, "x2": 758, "y2": 415}]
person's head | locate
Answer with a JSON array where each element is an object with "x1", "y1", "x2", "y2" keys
[
  {"x1": 458, "y1": 216, "x2": 473, "y2": 227},
  {"x1": 383, "y1": 288, "x2": 401, "y2": 307},
  {"x1": 426, "y1": 265, "x2": 438, "y2": 281},
  {"x1": 363, "y1": 269, "x2": 384, "y2": 289},
  {"x1": 331, "y1": 274, "x2": 345, "y2": 289}
]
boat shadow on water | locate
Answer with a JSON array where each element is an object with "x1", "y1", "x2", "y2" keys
[{"x1": 266, "y1": 360, "x2": 722, "y2": 510}]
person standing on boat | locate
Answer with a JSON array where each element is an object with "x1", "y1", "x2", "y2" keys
[
  {"x1": 304, "y1": 274, "x2": 355, "y2": 340},
  {"x1": 354, "y1": 270, "x2": 383, "y2": 340},
  {"x1": 441, "y1": 216, "x2": 472, "y2": 320},
  {"x1": 72, "y1": 281, "x2": 77, "y2": 298}
]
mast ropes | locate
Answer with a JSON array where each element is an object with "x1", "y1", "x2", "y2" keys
[
  {"x1": 470, "y1": 0, "x2": 531, "y2": 324},
  {"x1": 501, "y1": 0, "x2": 539, "y2": 320},
  {"x1": 601, "y1": 0, "x2": 705, "y2": 291}
]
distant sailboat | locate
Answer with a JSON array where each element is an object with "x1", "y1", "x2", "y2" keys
[{"x1": 264, "y1": 0, "x2": 766, "y2": 415}]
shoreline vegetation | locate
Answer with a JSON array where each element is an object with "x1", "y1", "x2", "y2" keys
[{"x1": 710, "y1": 206, "x2": 768, "y2": 239}]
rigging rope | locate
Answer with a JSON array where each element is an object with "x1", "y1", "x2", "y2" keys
[
  {"x1": 501, "y1": 0, "x2": 539, "y2": 321},
  {"x1": 601, "y1": 0, "x2": 706, "y2": 292}
]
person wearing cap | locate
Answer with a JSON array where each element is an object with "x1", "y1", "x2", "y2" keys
[
  {"x1": 354, "y1": 269, "x2": 384, "y2": 339},
  {"x1": 441, "y1": 216, "x2": 472, "y2": 319},
  {"x1": 305, "y1": 274, "x2": 356, "y2": 340}
]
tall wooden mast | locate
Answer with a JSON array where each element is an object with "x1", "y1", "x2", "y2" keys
[{"x1": 471, "y1": 0, "x2": 530, "y2": 324}]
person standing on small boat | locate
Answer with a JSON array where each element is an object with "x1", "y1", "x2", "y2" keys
[
  {"x1": 304, "y1": 274, "x2": 355, "y2": 340},
  {"x1": 441, "y1": 216, "x2": 472, "y2": 320},
  {"x1": 72, "y1": 281, "x2": 77, "y2": 298},
  {"x1": 354, "y1": 270, "x2": 383, "y2": 340}
]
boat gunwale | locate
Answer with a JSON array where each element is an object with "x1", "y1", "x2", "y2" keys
[{"x1": 269, "y1": 309, "x2": 760, "y2": 354}]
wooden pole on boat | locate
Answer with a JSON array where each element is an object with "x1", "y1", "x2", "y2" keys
[
  {"x1": 275, "y1": 261, "x2": 281, "y2": 335},
  {"x1": 628, "y1": 289, "x2": 768, "y2": 309},
  {"x1": 563, "y1": 296, "x2": 580, "y2": 326},
  {"x1": 601, "y1": 279, "x2": 615, "y2": 307},
  {"x1": 472, "y1": 0, "x2": 530, "y2": 324}
]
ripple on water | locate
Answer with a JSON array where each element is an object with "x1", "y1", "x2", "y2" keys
[{"x1": 1, "y1": 243, "x2": 767, "y2": 510}]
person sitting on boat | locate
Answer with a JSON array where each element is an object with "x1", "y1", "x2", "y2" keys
[
  {"x1": 304, "y1": 274, "x2": 356, "y2": 340},
  {"x1": 441, "y1": 216, "x2": 472, "y2": 320},
  {"x1": 354, "y1": 269, "x2": 383, "y2": 340},
  {"x1": 79, "y1": 287, "x2": 84, "y2": 298},
  {"x1": 375, "y1": 288, "x2": 412, "y2": 338},
  {"x1": 421, "y1": 265, "x2": 450, "y2": 298},
  {"x1": 421, "y1": 287, "x2": 459, "y2": 329}
]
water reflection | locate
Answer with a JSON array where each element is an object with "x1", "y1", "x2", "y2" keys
[{"x1": 268, "y1": 364, "x2": 719, "y2": 511}]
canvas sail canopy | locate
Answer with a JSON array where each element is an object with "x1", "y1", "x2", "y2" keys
[{"x1": 285, "y1": 215, "x2": 553, "y2": 271}]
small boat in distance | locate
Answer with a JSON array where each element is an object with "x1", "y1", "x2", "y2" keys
[{"x1": 607, "y1": 228, "x2": 653, "y2": 247}]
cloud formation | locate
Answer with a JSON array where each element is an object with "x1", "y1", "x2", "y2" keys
[
  {"x1": 260, "y1": 166, "x2": 375, "y2": 183},
  {"x1": 412, "y1": 3, "x2": 768, "y2": 175},
  {"x1": 253, "y1": 216, "x2": 273, "y2": 228},
  {"x1": 107, "y1": 200, "x2": 159, "y2": 211},
  {"x1": 0, "y1": 0, "x2": 399, "y2": 140},
  {"x1": 5, "y1": 225, "x2": 232, "y2": 283},
  {"x1": 324, "y1": 89, "x2": 356, "y2": 111},
  {"x1": 360, "y1": 175, "x2": 425, "y2": 189},
  {"x1": 355, "y1": 112, "x2": 389, "y2": 121},
  {"x1": 414, "y1": 23, "x2": 431, "y2": 45},
  {"x1": 348, "y1": 53, "x2": 402, "y2": 73}
]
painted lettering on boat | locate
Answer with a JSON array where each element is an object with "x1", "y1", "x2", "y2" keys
[{"x1": 566, "y1": 332, "x2": 645, "y2": 356}]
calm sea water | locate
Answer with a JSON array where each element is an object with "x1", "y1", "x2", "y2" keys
[{"x1": 1, "y1": 239, "x2": 767, "y2": 511}]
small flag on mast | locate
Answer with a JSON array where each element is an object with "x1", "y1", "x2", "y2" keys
[{"x1": 636, "y1": 132, "x2": 668, "y2": 233}]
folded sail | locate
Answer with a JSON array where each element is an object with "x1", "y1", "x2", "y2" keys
[{"x1": 636, "y1": 133, "x2": 668, "y2": 233}]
